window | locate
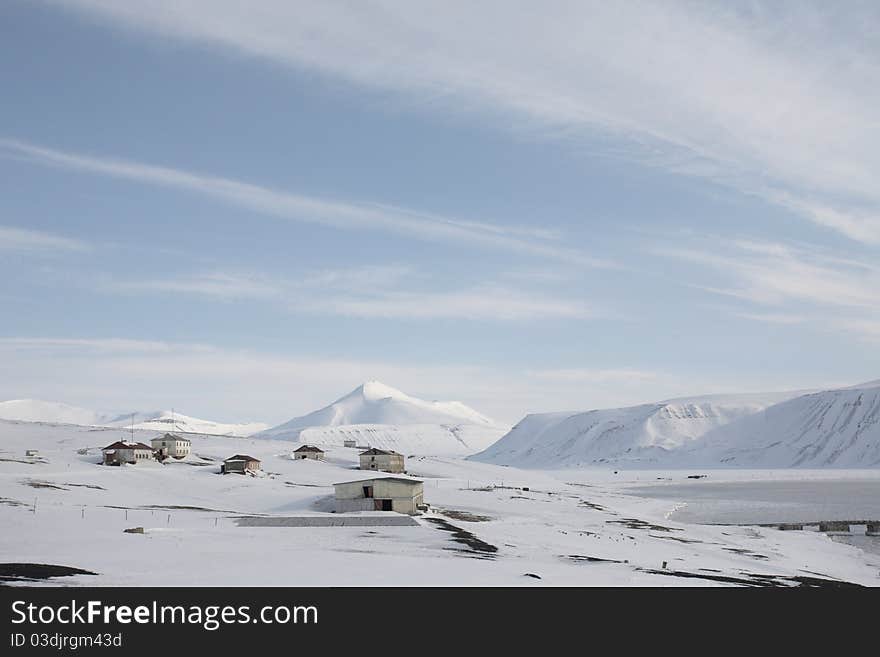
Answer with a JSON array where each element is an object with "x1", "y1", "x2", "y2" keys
[{"x1": 363, "y1": 486, "x2": 374, "y2": 498}]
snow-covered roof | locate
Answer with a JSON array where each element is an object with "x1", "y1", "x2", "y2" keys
[
  {"x1": 224, "y1": 454, "x2": 260, "y2": 463},
  {"x1": 293, "y1": 445, "x2": 324, "y2": 453},
  {"x1": 359, "y1": 447, "x2": 401, "y2": 456},
  {"x1": 102, "y1": 440, "x2": 153, "y2": 451},
  {"x1": 334, "y1": 476, "x2": 423, "y2": 487}
]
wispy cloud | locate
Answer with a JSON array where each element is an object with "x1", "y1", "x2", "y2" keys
[
  {"x1": 657, "y1": 237, "x2": 880, "y2": 341},
  {"x1": 528, "y1": 368, "x2": 658, "y2": 383},
  {"x1": 307, "y1": 285, "x2": 593, "y2": 321},
  {"x1": 104, "y1": 266, "x2": 594, "y2": 321},
  {"x1": 0, "y1": 138, "x2": 609, "y2": 268},
  {"x1": 43, "y1": 1, "x2": 880, "y2": 244},
  {"x1": 0, "y1": 337, "x2": 212, "y2": 353},
  {"x1": 0, "y1": 225, "x2": 89, "y2": 252}
]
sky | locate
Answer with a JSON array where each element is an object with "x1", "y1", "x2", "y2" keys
[{"x1": 1, "y1": 1, "x2": 879, "y2": 426}]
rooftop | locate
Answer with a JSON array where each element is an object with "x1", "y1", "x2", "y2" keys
[
  {"x1": 102, "y1": 440, "x2": 153, "y2": 451},
  {"x1": 224, "y1": 454, "x2": 260, "y2": 462},
  {"x1": 293, "y1": 445, "x2": 325, "y2": 453},
  {"x1": 334, "y1": 476, "x2": 423, "y2": 487},
  {"x1": 359, "y1": 447, "x2": 401, "y2": 456}
]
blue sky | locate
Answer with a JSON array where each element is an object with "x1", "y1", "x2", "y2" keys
[{"x1": 1, "y1": 1, "x2": 879, "y2": 424}]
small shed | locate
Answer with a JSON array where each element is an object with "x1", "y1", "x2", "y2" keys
[
  {"x1": 292, "y1": 445, "x2": 325, "y2": 461},
  {"x1": 221, "y1": 454, "x2": 261, "y2": 475},
  {"x1": 151, "y1": 433, "x2": 191, "y2": 460},
  {"x1": 102, "y1": 441, "x2": 154, "y2": 466},
  {"x1": 359, "y1": 447, "x2": 405, "y2": 473},
  {"x1": 343, "y1": 439, "x2": 357, "y2": 448},
  {"x1": 334, "y1": 477, "x2": 424, "y2": 514}
]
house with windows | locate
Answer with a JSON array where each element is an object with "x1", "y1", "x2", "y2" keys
[
  {"x1": 359, "y1": 447, "x2": 405, "y2": 473},
  {"x1": 220, "y1": 454, "x2": 261, "y2": 475},
  {"x1": 151, "y1": 433, "x2": 191, "y2": 460},
  {"x1": 333, "y1": 476, "x2": 424, "y2": 514},
  {"x1": 292, "y1": 445, "x2": 325, "y2": 461},
  {"x1": 102, "y1": 441, "x2": 155, "y2": 465}
]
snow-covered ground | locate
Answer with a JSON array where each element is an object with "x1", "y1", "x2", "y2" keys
[{"x1": 2, "y1": 419, "x2": 878, "y2": 587}]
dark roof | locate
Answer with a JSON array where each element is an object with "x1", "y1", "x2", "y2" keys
[
  {"x1": 224, "y1": 454, "x2": 260, "y2": 463},
  {"x1": 359, "y1": 448, "x2": 401, "y2": 456},
  {"x1": 334, "y1": 476, "x2": 423, "y2": 487},
  {"x1": 102, "y1": 440, "x2": 153, "y2": 451},
  {"x1": 293, "y1": 445, "x2": 324, "y2": 453}
]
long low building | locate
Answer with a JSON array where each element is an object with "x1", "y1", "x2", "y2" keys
[{"x1": 334, "y1": 477, "x2": 424, "y2": 515}]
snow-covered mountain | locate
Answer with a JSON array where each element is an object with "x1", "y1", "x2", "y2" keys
[
  {"x1": 255, "y1": 380, "x2": 506, "y2": 455},
  {"x1": 688, "y1": 381, "x2": 880, "y2": 467},
  {"x1": 470, "y1": 391, "x2": 802, "y2": 468},
  {"x1": 0, "y1": 400, "x2": 266, "y2": 437},
  {"x1": 0, "y1": 399, "x2": 113, "y2": 426},
  {"x1": 103, "y1": 410, "x2": 268, "y2": 437}
]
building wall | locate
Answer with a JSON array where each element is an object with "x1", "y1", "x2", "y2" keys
[
  {"x1": 295, "y1": 452, "x2": 324, "y2": 460},
  {"x1": 103, "y1": 448, "x2": 153, "y2": 465},
  {"x1": 224, "y1": 460, "x2": 260, "y2": 473},
  {"x1": 334, "y1": 479, "x2": 424, "y2": 514},
  {"x1": 151, "y1": 439, "x2": 191, "y2": 458},
  {"x1": 359, "y1": 453, "x2": 405, "y2": 473}
]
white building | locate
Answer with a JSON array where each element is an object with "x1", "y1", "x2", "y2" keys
[
  {"x1": 151, "y1": 433, "x2": 191, "y2": 460},
  {"x1": 334, "y1": 476, "x2": 424, "y2": 514},
  {"x1": 102, "y1": 440, "x2": 154, "y2": 465},
  {"x1": 359, "y1": 448, "x2": 405, "y2": 473}
]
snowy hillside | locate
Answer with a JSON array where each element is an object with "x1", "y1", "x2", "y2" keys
[
  {"x1": 104, "y1": 410, "x2": 268, "y2": 437},
  {"x1": 689, "y1": 382, "x2": 880, "y2": 467},
  {"x1": 0, "y1": 399, "x2": 113, "y2": 426},
  {"x1": 256, "y1": 381, "x2": 506, "y2": 455},
  {"x1": 471, "y1": 392, "x2": 800, "y2": 468},
  {"x1": 293, "y1": 423, "x2": 507, "y2": 456},
  {"x1": 0, "y1": 399, "x2": 266, "y2": 437}
]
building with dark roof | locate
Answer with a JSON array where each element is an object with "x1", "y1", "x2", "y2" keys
[
  {"x1": 292, "y1": 445, "x2": 325, "y2": 461},
  {"x1": 221, "y1": 454, "x2": 261, "y2": 475},
  {"x1": 101, "y1": 440, "x2": 155, "y2": 466},
  {"x1": 359, "y1": 447, "x2": 405, "y2": 473}
]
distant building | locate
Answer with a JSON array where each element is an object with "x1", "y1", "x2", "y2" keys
[
  {"x1": 292, "y1": 445, "x2": 325, "y2": 460},
  {"x1": 359, "y1": 447, "x2": 405, "y2": 473},
  {"x1": 25, "y1": 450, "x2": 39, "y2": 457},
  {"x1": 221, "y1": 454, "x2": 261, "y2": 475},
  {"x1": 151, "y1": 433, "x2": 191, "y2": 460},
  {"x1": 334, "y1": 477, "x2": 424, "y2": 514},
  {"x1": 343, "y1": 439, "x2": 357, "y2": 448},
  {"x1": 102, "y1": 441, "x2": 154, "y2": 466}
]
